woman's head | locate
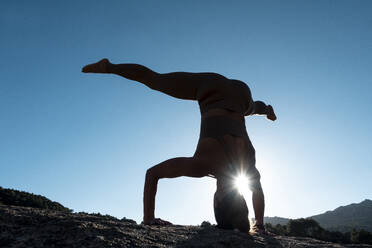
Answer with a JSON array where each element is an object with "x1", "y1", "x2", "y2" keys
[{"x1": 213, "y1": 188, "x2": 250, "y2": 232}]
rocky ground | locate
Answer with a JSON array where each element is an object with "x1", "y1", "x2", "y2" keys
[{"x1": 1, "y1": 205, "x2": 371, "y2": 248}]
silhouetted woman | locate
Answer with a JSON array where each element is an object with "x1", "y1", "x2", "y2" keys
[{"x1": 82, "y1": 59, "x2": 276, "y2": 233}]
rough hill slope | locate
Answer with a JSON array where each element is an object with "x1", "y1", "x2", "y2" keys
[{"x1": 1, "y1": 205, "x2": 371, "y2": 248}]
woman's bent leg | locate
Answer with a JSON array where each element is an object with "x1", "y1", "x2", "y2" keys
[
  {"x1": 252, "y1": 101, "x2": 277, "y2": 121},
  {"x1": 143, "y1": 156, "x2": 210, "y2": 224}
]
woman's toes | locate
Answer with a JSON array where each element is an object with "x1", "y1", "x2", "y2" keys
[{"x1": 82, "y1": 58, "x2": 109, "y2": 73}]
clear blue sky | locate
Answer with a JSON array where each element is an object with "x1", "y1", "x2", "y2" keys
[{"x1": 1, "y1": 0, "x2": 371, "y2": 225}]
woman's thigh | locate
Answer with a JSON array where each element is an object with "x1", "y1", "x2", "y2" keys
[
  {"x1": 150, "y1": 72, "x2": 226, "y2": 100},
  {"x1": 147, "y1": 157, "x2": 205, "y2": 178}
]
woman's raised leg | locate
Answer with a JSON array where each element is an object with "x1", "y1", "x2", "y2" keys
[{"x1": 82, "y1": 59, "x2": 225, "y2": 100}]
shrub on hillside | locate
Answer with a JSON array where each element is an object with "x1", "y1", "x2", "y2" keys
[
  {"x1": 0, "y1": 186, "x2": 72, "y2": 213},
  {"x1": 265, "y1": 218, "x2": 372, "y2": 245},
  {"x1": 351, "y1": 229, "x2": 372, "y2": 244}
]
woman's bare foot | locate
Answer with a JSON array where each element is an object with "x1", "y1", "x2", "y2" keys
[
  {"x1": 250, "y1": 223, "x2": 268, "y2": 235},
  {"x1": 266, "y1": 105, "x2": 277, "y2": 121},
  {"x1": 141, "y1": 218, "x2": 173, "y2": 226},
  {"x1": 82, "y1": 58, "x2": 110, "y2": 73}
]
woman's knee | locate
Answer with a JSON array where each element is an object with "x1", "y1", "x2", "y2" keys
[
  {"x1": 252, "y1": 101, "x2": 268, "y2": 115},
  {"x1": 146, "y1": 166, "x2": 160, "y2": 181}
]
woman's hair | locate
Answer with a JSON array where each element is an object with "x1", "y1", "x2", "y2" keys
[{"x1": 213, "y1": 189, "x2": 250, "y2": 232}]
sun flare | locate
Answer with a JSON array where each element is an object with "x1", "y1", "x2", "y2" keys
[{"x1": 234, "y1": 174, "x2": 249, "y2": 196}]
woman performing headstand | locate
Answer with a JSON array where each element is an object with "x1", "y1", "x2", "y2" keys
[{"x1": 82, "y1": 59, "x2": 276, "y2": 234}]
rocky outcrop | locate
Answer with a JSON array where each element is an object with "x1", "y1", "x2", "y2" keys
[{"x1": 1, "y1": 205, "x2": 371, "y2": 248}]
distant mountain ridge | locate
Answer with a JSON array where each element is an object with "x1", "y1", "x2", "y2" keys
[{"x1": 265, "y1": 199, "x2": 372, "y2": 233}]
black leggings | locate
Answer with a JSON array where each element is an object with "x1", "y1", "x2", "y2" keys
[
  {"x1": 107, "y1": 63, "x2": 225, "y2": 100},
  {"x1": 107, "y1": 63, "x2": 267, "y2": 115}
]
